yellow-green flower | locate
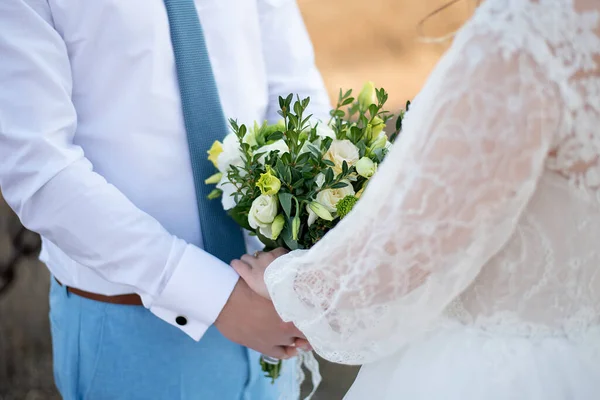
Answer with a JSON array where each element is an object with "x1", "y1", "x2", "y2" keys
[
  {"x1": 256, "y1": 166, "x2": 281, "y2": 196},
  {"x1": 358, "y1": 81, "x2": 377, "y2": 112},
  {"x1": 370, "y1": 134, "x2": 388, "y2": 151},
  {"x1": 364, "y1": 117, "x2": 385, "y2": 143},
  {"x1": 308, "y1": 201, "x2": 334, "y2": 221},
  {"x1": 292, "y1": 215, "x2": 300, "y2": 240},
  {"x1": 356, "y1": 157, "x2": 377, "y2": 178},
  {"x1": 207, "y1": 189, "x2": 222, "y2": 200},
  {"x1": 207, "y1": 140, "x2": 223, "y2": 168},
  {"x1": 271, "y1": 214, "x2": 285, "y2": 240},
  {"x1": 371, "y1": 116, "x2": 385, "y2": 138},
  {"x1": 204, "y1": 172, "x2": 222, "y2": 185}
]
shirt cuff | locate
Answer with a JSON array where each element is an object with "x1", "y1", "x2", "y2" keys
[{"x1": 149, "y1": 244, "x2": 239, "y2": 341}]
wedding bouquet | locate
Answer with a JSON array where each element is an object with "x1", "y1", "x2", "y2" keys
[{"x1": 206, "y1": 82, "x2": 408, "y2": 381}]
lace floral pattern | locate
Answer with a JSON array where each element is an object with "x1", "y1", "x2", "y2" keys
[{"x1": 265, "y1": 0, "x2": 600, "y2": 366}]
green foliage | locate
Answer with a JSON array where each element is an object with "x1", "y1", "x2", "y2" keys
[{"x1": 207, "y1": 85, "x2": 410, "y2": 250}]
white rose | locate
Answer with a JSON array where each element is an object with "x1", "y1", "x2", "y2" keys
[
  {"x1": 258, "y1": 139, "x2": 289, "y2": 164},
  {"x1": 316, "y1": 180, "x2": 355, "y2": 212},
  {"x1": 217, "y1": 133, "x2": 244, "y2": 174},
  {"x1": 323, "y1": 140, "x2": 360, "y2": 176},
  {"x1": 248, "y1": 195, "x2": 278, "y2": 237}
]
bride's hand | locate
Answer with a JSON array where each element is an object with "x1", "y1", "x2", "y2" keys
[{"x1": 231, "y1": 247, "x2": 289, "y2": 299}]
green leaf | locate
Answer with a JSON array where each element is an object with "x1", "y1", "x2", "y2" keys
[
  {"x1": 357, "y1": 140, "x2": 367, "y2": 158},
  {"x1": 331, "y1": 182, "x2": 348, "y2": 189},
  {"x1": 368, "y1": 104, "x2": 379, "y2": 118},
  {"x1": 359, "y1": 114, "x2": 369, "y2": 128},
  {"x1": 301, "y1": 115, "x2": 313, "y2": 128},
  {"x1": 279, "y1": 193, "x2": 293, "y2": 217},
  {"x1": 288, "y1": 114, "x2": 298, "y2": 128},
  {"x1": 376, "y1": 88, "x2": 384, "y2": 104},
  {"x1": 323, "y1": 159, "x2": 335, "y2": 167},
  {"x1": 285, "y1": 93, "x2": 294, "y2": 106},
  {"x1": 325, "y1": 167, "x2": 334, "y2": 183},
  {"x1": 348, "y1": 103, "x2": 360, "y2": 117},
  {"x1": 292, "y1": 178, "x2": 305, "y2": 188},
  {"x1": 281, "y1": 152, "x2": 292, "y2": 165},
  {"x1": 302, "y1": 163, "x2": 314, "y2": 173},
  {"x1": 341, "y1": 97, "x2": 354, "y2": 106},
  {"x1": 293, "y1": 101, "x2": 302, "y2": 116},
  {"x1": 284, "y1": 167, "x2": 292, "y2": 183},
  {"x1": 350, "y1": 126, "x2": 362, "y2": 142},
  {"x1": 307, "y1": 144, "x2": 321, "y2": 159},
  {"x1": 281, "y1": 218, "x2": 300, "y2": 250},
  {"x1": 296, "y1": 152, "x2": 311, "y2": 165},
  {"x1": 343, "y1": 89, "x2": 352, "y2": 99},
  {"x1": 302, "y1": 97, "x2": 311, "y2": 109},
  {"x1": 333, "y1": 109, "x2": 345, "y2": 118},
  {"x1": 266, "y1": 131, "x2": 284, "y2": 142},
  {"x1": 321, "y1": 137, "x2": 333, "y2": 151},
  {"x1": 252, "y1": 151, "x2": 267, "y2": 163},
  {"x1": 275, "y1": 159, "x2": 286, "y2": 177},
  {"x1": 342, "y1": 160, "x2": 349, "y2": 175},
  {"x1": 382, "y1": 93, "x2": 389, "y2": 104},
  {"x1": 396, "y1": 114, "x2": 403, "y2": 132}
]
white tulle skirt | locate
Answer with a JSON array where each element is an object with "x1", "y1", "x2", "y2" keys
[{"x1": 345, "y1": 324, "x2": 600, "y2": 400}]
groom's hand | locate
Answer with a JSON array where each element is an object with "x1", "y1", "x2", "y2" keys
[{"x1": 214, "y1": 279, "x2": 308, "y2": 359}]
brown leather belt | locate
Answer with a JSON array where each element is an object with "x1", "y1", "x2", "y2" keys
[{"x1": 55, "y1": 278, "x2": 143, "y2": 306}]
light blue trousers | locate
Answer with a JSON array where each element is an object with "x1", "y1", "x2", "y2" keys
[{"x1": 49, "y1": 279, "x2": 294, "y2": 399}]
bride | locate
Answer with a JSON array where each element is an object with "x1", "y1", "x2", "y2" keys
[{"x1": 232, "y1": 0, "x2": 600, "y2": 398}]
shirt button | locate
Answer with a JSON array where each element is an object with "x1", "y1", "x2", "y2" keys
[{"x1": 175, "y1": 316, "x2": 187, "y2": 326}]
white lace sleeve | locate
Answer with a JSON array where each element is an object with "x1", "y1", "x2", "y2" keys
[{"x1": 264, "y1": 24, "x2": 564, "y2": 365}]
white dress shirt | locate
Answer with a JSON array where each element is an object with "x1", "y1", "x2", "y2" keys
[{"x1": 0, "y1": 0, "x2": 330, "y2": 340}]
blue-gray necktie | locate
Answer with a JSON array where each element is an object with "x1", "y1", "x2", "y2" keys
[{"x1": 163, "y1": 0, "x2": 246, "y2": 262}]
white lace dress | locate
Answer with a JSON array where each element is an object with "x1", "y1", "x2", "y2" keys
[{"x1": 265, "y1": 1, "x2": 600, "y2": 398}]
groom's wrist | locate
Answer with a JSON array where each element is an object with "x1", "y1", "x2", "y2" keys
[{"x1": 149, "y1": 244, "x2": 239, "y2": 341}]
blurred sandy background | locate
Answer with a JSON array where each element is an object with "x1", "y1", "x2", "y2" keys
[
  {"x1": 302, "y1": 0, "x2": 473, "y2": 109},
  {"x1": 0, "y1": 1, "x2": 473, "y2": 399}
]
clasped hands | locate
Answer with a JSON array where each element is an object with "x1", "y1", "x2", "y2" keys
[{"x1": 214, "y1": 248, "x2": 310, "y2": 361}]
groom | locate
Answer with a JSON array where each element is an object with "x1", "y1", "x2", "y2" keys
[{"x1": 0, "y1": 0, "x2": 330, "y2": 399}]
